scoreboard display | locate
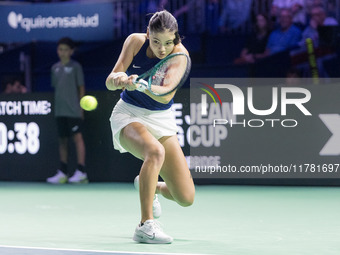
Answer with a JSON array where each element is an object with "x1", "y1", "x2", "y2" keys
[
  {"x1": 0, "y1": 91, "x2": 142, "y2": 182},
  {"x1": 0, "y1": 100, "x2": 51, "y2": 155},
  {"x1": 0, "y1": 93, "x2": 59, "y2": 181}
]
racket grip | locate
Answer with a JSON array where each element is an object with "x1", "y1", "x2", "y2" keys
[{"x1": 134, "y1": 78, "x2": 148, "y2": 92}]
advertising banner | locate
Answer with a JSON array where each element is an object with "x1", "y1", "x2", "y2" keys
[
  {"x1": 0, "y1": 2, "x2": 114, "y2": 43},
  {"x1": 188, "y1": 78, "x2": 340, "y2": 179}
]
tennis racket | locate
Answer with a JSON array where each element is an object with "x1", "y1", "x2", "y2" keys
[{"x1": 133, "y1": 52, "x2": 191, "y2": 96}]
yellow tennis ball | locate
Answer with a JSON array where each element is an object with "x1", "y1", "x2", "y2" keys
[{"x1": 80, "y1": 95, "x2": 98, "y2": 111}]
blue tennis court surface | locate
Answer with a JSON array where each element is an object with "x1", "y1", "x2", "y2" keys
[{"x1": 1, "y1": 182, "x2": 340, "y2": 255}]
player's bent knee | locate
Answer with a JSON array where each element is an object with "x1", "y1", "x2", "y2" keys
[
  {"x1": 145, "y1": 143, "x2": 165, "y2": 165},
  {"x1": 177, "y1": 192, "x2": 195, "y2": 207}
]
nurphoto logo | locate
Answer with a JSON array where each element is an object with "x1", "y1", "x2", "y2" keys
[{"x1": 200, "y1": 84, "x2": 312, "y2": 128}]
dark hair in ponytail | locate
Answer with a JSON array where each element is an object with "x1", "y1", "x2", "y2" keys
[{"x1": 148, "y1": 10, "x2": 181, "y2": 45}]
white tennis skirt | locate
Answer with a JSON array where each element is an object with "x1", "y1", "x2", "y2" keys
[{"x1": 110, "y1": 99, "x2": 178, "y2": 153}]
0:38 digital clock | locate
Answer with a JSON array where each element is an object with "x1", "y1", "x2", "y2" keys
[{"x1": 0, "y1": 122, "x2": 40, "y2": 154}]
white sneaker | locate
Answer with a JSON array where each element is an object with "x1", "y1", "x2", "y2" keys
[
  {"x1": 47, "y1": 170, "x2": 68, "y2": 184},
  {"x1": 68, "y1": 169, "x2": 88, "y2": 184},
  {"x1": 134, "y1": 175, "x2": 162, "y2": 218},
  {"x1": 133, "y1": 219, "x2": 173, "y2": 244}
]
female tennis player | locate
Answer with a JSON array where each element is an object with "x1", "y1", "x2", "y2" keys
[{"x1": 106, "y1": 10, "x2": 195, "y2": 244}]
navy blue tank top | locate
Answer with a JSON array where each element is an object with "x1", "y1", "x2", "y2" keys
[{"x1": 120, "y1": 40, "x2": 174, "y2": 110}]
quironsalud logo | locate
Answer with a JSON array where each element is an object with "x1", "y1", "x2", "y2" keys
[
  {"x1": 7, "y1": 12, "x2": 22, "y2": 29},
  {"x1": 7, "y1": 11, "x2": 99, "y2": 32}
]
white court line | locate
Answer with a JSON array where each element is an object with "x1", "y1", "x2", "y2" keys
[{"x1": 0, "y1": 244, "x2": 208, "y2": 255}]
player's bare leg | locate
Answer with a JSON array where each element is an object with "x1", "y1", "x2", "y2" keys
[
  {"x1": 158, "y1": 135, "x2": 195, "y2": 207},
  {"x1": 120, "y1": 122, "x2": 164, "y2": 222},
  {"x1": 120, "y1": 122, "x2": 173, "y2": 244}
]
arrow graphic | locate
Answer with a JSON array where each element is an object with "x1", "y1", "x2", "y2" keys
[{"x1": 319, "y1": 114, "x2": 340, "y2": 156}]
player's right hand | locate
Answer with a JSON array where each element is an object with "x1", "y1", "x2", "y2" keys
[{"x1": 124, "y1": 75, "x2": 139, "y2": 91}]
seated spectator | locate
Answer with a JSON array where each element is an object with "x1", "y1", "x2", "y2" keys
[
  {"x1": 265, "y1": 9, "x2": 302, "y2": 55},
  {"x1": 3, "y1": 78, "x2": 27, "y2": 94},
  {"x1": 311, "y1": 5, "x2": 338, "y2": 26},
  {"x1": 271, "y1": 0, "x2": 307, "y2": 28},
  {"x1": 219, "y1": 0, "x2": 253, "y2": 33},
  {"x1": 300, "y1": 5, "x2": 338, "y2": 48},
  {"x1": 234, "y1": 14, "x2": 271, "y2": 64}
]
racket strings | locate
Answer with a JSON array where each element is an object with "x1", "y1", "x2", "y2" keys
[
  {"x1": 151, "y1": 55, "x2": 188, "y2": 92},
  {"x1": 151, "y1": 64, "x2": 168, "y2": 86}
]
